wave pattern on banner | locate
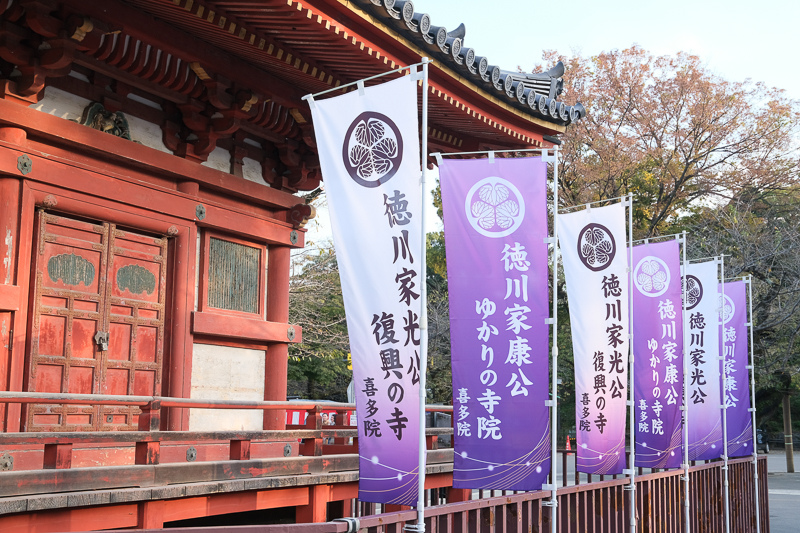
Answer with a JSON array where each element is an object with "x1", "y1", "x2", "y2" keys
[{"x1": 454, "y1": 425, "x2": 551, "y2": 489}]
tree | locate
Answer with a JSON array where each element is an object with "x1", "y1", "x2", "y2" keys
[
  {"x1": 542, "y1": 46, "x2": 799, "y2": 238},
  {"x1": 682, "y1": 187, "x2": 800, "y2": 437},
  {"x1": 532, "y1": 46, "x2": 800, "y2": 443},
  {"x1": 287, "y1": 244, "x2": 352, "y2": 401},
  {"x1": 286, "y1": 234, "x2": 452, "y2": 404}
]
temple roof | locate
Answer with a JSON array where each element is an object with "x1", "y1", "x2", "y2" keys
[
  {"x1": 114, "y1": 0, "x2": 581, "y2": 148},
  {"x1": 0, "y1": 0, "x2": 584, "y2": 192},
  {"x1": 349, "y1": 0, "x2": 585, "y2": 128}
]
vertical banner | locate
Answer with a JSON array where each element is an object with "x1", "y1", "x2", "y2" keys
[
  {"x1": 440, "y1": 157, "x2": 550, "y2": 490},
  {"x1": 684, "y1": 261, "x2": 723, "y2": 460},
  {"x1": 721, "y1": 280, "x2": 753, "y2": 457},
  {"x1": 632, "y1": 240, "x2": 684, "y2": 468},
  {"x1": 309, "y1": 76, "x2": 421, "y2": 505},
  {"x1": 560, "y1": 203, "x2": 629, "y2": 474}
]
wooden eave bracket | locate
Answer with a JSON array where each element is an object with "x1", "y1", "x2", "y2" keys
[{"x1": 57, "y1": 0, "x2": 305, "y2": 109}]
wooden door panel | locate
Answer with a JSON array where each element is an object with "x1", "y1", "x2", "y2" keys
[
  {"x1": 36, "y1": 314, "x2": 66, "y2": 358},
  {"x1": 98, "y1": 226, "x2": 167, "y2": 430},
  {"x1": 27, "y1": 214, "x2": 108, "y2": 431},
  {"x1": 108, "y1": 322, "x2": 132, "y2": 360},
  {"x1": 27, "y1": 215, "x2": 169, "y2": 432}
]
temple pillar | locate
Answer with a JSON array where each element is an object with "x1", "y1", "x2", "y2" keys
[{"x1": 264, "y1": 245, "x2": 290, "y2": 430}]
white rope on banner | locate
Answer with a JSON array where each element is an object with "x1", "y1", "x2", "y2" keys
[
  {"x1": 720, "y1": 256, "x2": 731, "y2": 533},
  {"x1": 680, "y1": 231, "x2": 691, "y2": 533},
  {"x1": 746, "y1": 275, "x2": 761, "y2": 533}
]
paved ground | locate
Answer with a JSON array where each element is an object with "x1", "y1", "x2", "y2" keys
[{"x1": 766, "y1": 450, "x2": 799, "y2": 533}]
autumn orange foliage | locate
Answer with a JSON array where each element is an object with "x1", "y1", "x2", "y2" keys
[{"x1": 539, "y1": 46, "x2": 799, "y2": 238}]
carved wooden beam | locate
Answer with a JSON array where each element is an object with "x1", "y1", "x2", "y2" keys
[
  {"x1": 0, "y1": 10, "x2": 71, "y2": 102},
  {"x1": 288, "y1": 203, "x2": 316, "y2": 229},
  {"x1": 21, "y1": 0, "x2": 60, "y2": 38},
  {"x1": 58, "y1": 0, "x2": 305, "y2": 110}
]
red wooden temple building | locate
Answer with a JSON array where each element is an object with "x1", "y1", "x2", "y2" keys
[{"x1": 0, "y1": 1, "x2": 766, "y2": 532}]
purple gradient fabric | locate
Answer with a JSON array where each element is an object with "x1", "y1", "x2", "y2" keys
[
  {"x1": 309, "y1": 76, "x2": 422, "y2": 505},
  {"x1": 440, "y1": 157, "x2": 550, "y2": 490},
  {"x1": 632, "y1": 240, "x2": 684, "y2": 469},
  {"x1": 721, "y1": 281, "x2": 754, "y2": 457}
]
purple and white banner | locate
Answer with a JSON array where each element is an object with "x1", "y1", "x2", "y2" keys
[
  {"x1": 440, "y1": 157, "x2": 550, "y2": 490},
  {"x1": 560, "y1": 203, "x2": 629, "y2": 475},
  {"x1": 632, "y1": 240, "x2": 683, "y2": 469},
  {"x1": 684, "y1": 260, "x2": 723, "y2": 461},
  {"x1": 309, "y1": 76, "x2": 422, "y2": 505},
  {"x1": 721, "y1": 281, "x2": 753, "y2": 457}
]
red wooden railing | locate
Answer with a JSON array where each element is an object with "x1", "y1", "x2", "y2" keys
[
  {"x1": 0, "y1": 392, "x2": 768, "y2": 533},
  {"x1": 100, "y1": 456, "x2": 768, "y2": 533}
]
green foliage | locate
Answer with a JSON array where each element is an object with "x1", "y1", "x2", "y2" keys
[
  {"x1": 287, "y1": 245, "x2": 351, "y2": 401},
  {"x1": 426, "y1": 231, "x2": 447, "y2": 282},
  {"x1": 681, "y1": 186, "x2": 800, "y2": 425},
  {"x1": 287, "y1": 353, "x2": 351, "y2": 403}
]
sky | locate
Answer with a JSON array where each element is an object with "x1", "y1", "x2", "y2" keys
[
  {"x1": 302, "y1": 0, "x2": 800, "y2": 248},
  {"x1": 421, "y1": 0, "x2": 800, "y2": 101}
]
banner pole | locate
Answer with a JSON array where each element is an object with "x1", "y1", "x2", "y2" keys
[
  {"x1": 720, "y1": 256, "x2": 731, "y2": 533},
  {"x1": 548, "y1": 147, "x2": 560, "y2": 533},
  {"x1": 746, "y1": 275, "x2": 761, "y2": 533},
  {"x1": 413, "y1": 56, "x2": 430, "y2": 533},
  {"x1": 626, "y1": 193, "x2": 636, "y2": 532},
  {"x1": 681, "y1": 231, "x2": 691, "y2": 533}
]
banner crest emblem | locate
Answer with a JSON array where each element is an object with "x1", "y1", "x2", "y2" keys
[
  {"x1": 577, "y1": 223, "x2": 616, "y2": 271},
  {"x1": 684, "y1": 274, "x2": 703, "y2": 310},
  {"x1": 465, "y1": 177, "x2": 525, "y2": 237},
  {"x1": 720, "y1": 293, "x2": 735, "y2": 324},
  {"x1": 633, "y1": 256, "x2": 670, "y2": 297},
  {"x1": 342, "y1": 111, "x2": 403, "y2": 187}
]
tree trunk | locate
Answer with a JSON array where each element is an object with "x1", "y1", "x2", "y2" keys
[{"x1": 783, "y1": 392, "x2": 795, "y2": 473}]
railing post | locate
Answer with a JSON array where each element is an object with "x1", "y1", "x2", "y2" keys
[
  {"x1": 334, "y1": 408, "x2": 348, "y2": 444},
  {"x1": 300, "y1": 406, "x2": 323, "y2": 456},
  {"x1": 135, "y1": 439, "x2": 161, "y2": 465},
  {"x1": 135, "y1": 400, "x2": 161, "y2": 465},
  {"x1": 138, "y1": 400, "x2": 161, "y2": 431},
  {"x1": 447, "y1": 487, "x2": 471, "y2": 503},
  {"x1": 42, "y1": 443, "x2": 73, "y2": 469},
  {"x1": 230, "y1": 439, "x2": 251, "y2": 460},
  {"x1": 296, "y1": 483, "x2": 332, "y2": 523},
  {"x1": 426, "y1": 434, "x2": 438, "y2": 450}
]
